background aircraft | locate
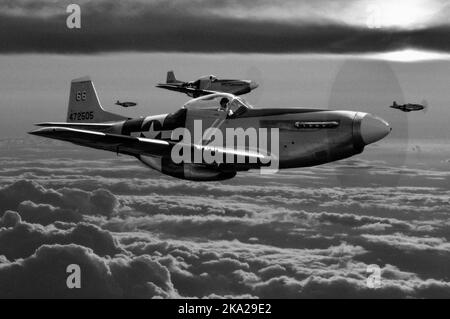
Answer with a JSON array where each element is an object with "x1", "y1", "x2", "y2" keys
[
  {"x1": 156, "y1": 70, "x2": 259, "y2": 98},
  {"x1": 115, "y1": 100, "x2": 137, "y2": 108},
  {"x1": 390, "y1": 100, "x2": 427, "y2": 112},
  {"x1": 29, "y1": 76, "x2": 391, "y2": 181}
]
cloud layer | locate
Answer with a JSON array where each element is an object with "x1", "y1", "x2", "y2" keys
[
  {"x1": 0, "y1": 141, "x2": 449, "y2": 298},
  {"x1": 1, "y1": 0, "x2": 450, "y2": 54}
]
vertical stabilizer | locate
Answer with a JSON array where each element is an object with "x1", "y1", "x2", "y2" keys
[
  {"x1": 67, "y1": 76, "x2": 126, "y2": 123},
  {"x1": 166, "y1": 70, "x2": 183, "y2": 84}
]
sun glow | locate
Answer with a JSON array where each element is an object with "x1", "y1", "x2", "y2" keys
[
  {"x1": 369, "y1": 49, "x2": 450, "y2": 62},
  {"x1": 361, "y1": 0, "x2": 439, "y2": 29}
]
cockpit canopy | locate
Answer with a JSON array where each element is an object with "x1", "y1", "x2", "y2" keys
[
  {"x1": 198, "y1": 75, "x2": 217, "y2": 82},
  {"x1": 182, "y1": 93, "x2": 253, "y2": 118}
]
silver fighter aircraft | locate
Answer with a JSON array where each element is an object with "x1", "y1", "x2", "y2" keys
[
  {"x1": 156, "y1": 71, "x2": 259, "y2": 98},
  {"x1": 390, "y1": 101, "x2": 427, "y2": 112},
  {"x1": 29, "y1": 76, "x2": 391, "y2": 181},
  {"x1": 115, "y1": 100, "x2": 137, "y2": 108}
]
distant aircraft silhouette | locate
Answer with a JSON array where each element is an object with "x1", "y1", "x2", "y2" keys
[
  {"x1": 390, "y1": 100, "x2": 427, "y2": 112},
  {"x1": 116, "y1": 100, "x2": 137, "y2": 108}
]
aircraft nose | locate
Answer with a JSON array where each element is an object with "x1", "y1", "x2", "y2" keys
[
  {"x1": 249, "y1": 81, "x2": 259, "y2": 90},
  {"x1": 359, "y1": 113, "x2": 391, "y2": 145}
]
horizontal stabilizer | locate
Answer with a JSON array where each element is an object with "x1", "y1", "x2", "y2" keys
[
  {"x1": 35, "y1": 122, "x2": 117, "y2": 130},
  {"x1": 29, "y1": 127, "x2": 171, "y2": 157}
]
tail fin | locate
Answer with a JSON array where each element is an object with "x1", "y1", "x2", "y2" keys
[
  {"x1": 393, "y1": 101, "x2": 397, "y2": 107},
  {"x1": 166, "y1": 70, "x2": 182, "y2": 84},
  {"x1": 67, "y1": 76, "x2": 126, "y2": 123}
]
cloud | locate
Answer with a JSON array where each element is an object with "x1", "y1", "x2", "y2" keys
[
  {"x1": 361, "y1": 233, "x2": 450, "y2": 253},
  {"x1": 0, "y1": 180, "x2": 62, "y2": 211},
  {"x1": 0, "y1": 0, "x2": 450, "y2": 53},
  {"x1": 258, "y1": 265, "x2": 287, "y2": 280},
  {"x1": 0, "y1": 244, "x2": 178, "y2": 298},
  {"x1": 17, "y1": 201, "x2": 82, "y2": 225},
  {"x1": 354, "y1": 233, "x2": 450, "y2": 280},
  {"x1": 0, "y1": 180, "x2": 118, "y2": 221},
  {"x1": 1, "y1": 146, "x2": 450, "y2": 298},
  {"x1": 1, "y1": 206, "x2": 450, "y2": 298},
  {"x1": 0, "y1": 210, "x2": 22, "y2": 228},
  {"x1": 123, "y1": 233, "x2": 450, "y2": 298},
  {"x1": 357, "y1": 222, "x2": 393, "y2": 232},
  {"x1": 0, "y1": 214, "x2": 122, "y2": 259},
  {"x1": 280, "y1": 274, "x2": 450, "y2": 298}
]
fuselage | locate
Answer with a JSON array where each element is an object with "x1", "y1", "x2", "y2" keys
[
  {"x1": 184, "y1": 78, "x2": 258, "y2": 97},
  {"x1": 105, "y1": 106, "x2": 390, "y2": 171},
  {"x1": 390, "y1": 103, "x2": 424, "y2": 112},
  {"x1": 201, "y1": 79, "x2": 258, "y2": 96}
]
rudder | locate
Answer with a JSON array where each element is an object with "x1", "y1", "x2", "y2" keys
[
  {"x1": 67, "y1": 76, "x2": 126, "y2": 123},
  {"x1": 166, "y1": 71, "x2": 182, "y2": 84}
]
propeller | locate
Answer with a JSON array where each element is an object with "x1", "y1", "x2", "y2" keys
[
  {"x1": 245, "y1": 66, "x2": 264, "y2": 106},
  {"x1": 421, "y1": 99, "x2": 428, "y2": 113}
]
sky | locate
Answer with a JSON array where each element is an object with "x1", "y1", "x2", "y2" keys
[
  {"x1": 0, "y1": 53, "x2": 449, "y2": 143},
  {"x1": 0, "y1": 1, "x2": 450, "y2": 141},
  {"x1": 0, "y1": 0, "x2": 450, "y2": 299}
]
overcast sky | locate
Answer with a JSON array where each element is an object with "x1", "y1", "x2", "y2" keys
[
  {"x1": 0, "y1": 0, "x2": 449, "y2": 141},
  {"x1": 0, "y1": 0, "x2": 450, "y2": 53}
]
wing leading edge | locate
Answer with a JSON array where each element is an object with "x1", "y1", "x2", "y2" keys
[
  {"x1": 156, "y1": 84, "x2": 216, "y2": 97},
  {"x1": 28, "y1": 126, "x2": 272, "y2": 164},
  {"x1": 29, "y1": 127, "x2": 171, "y2": 157}
]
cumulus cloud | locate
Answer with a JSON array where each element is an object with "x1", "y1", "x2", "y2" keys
[
  {"x1": 0, "y1": 210, "x2": 22, "y2": 228},
  {"x1": 1, "y1": 145, "x2": 450, "y2": 298},
  {"x1": 0, "y1": 244, "x2": 178, "y2": 298},
  {"x1": 0, "y1": 180, "x2": 118, "y2": 223},
  {"x1": 122, "y1": 234, "x2": 450, "y2": 298},
  {"x1": 0, "y1": 213, "x2": 122, "y2": 259},
  {"x1": 17, "y1": 201, "x2": 82, "y2": 225}
]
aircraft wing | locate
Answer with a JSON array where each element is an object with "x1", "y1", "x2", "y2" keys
[
  {"x1": 29, "y1": 127, "x2": 171, "y2": 157},
  {"x1": 194, "y1": 144, "x2": 271, "y2": 164},
  {"x1": 29, "y1": 127, "x2": 272, "y2": 164},
  {"x1": 35, "y1": 122, "x2": 120, "y2": 130},
  {"x1": 156, "y1": 84, "x2": 216, "y2": 97}
]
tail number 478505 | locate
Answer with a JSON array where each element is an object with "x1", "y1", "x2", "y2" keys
[{"x1": 69, "y1": 111, "x2": 94, "y2": 121}]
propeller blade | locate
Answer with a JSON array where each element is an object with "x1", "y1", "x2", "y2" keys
[{"x1": 245, "y1": 66, "x2": 264, "y2": 105}]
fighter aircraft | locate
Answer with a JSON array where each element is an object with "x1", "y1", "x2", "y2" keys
[
  {"x1": 115, "y1": 100, "x2": 137, "y2": 108},
  {"x1": 156, "y1": 71, "x2": 259, "y2": 98},
  {"x1": 29, "y1": 76, "x2": 391, "y2": 181},
  {"x1": 390, "y1": 101, "x2": 426, "y2": 112}
]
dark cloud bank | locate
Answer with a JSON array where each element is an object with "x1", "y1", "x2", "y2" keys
[{"x1": 1, "y1": 1, "x2": 450, "y2": 54}]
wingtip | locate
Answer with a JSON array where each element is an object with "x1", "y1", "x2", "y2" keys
[
  {"x1": 71, "y1": 76, "x2": 91, "y2": 83},
  {"x1": 33, "y1": 122, "x2": 65, "y2": 127},
  {"x1": 28, "y1": 129, "x2": 41, "y2": 136},
  {"x1": 27, "y1": 127, "x2": 58, "y2": 136}
]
